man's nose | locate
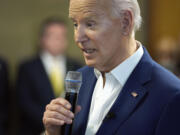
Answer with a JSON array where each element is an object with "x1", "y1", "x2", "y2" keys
[{"x1": 75, "y1": 26, "x2": 88, "y2": 43}]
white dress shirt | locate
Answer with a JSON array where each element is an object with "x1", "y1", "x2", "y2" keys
[{"x1": 85, "y1": 43, "x2": 144, "y2": 135}]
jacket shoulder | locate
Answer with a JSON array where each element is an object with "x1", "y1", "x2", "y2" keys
[
  {"x1": 0, "y1": 58, "x2": 8, "y2": 71},
  {"x1": 150, "y1": 61, "x2": 180, "y2": 97},
  {"x1": 77, "y1": 66, "x2": 94, "y2": 74},
  {"x1": 19, "y1": 57, "x2": 41, "y2": 69},
  {"x1": 152, "y1": 62, "x2": 180, "y2": 88},
  {"x1": 17, "y1": 57, "x2": 42, "y2": 75}
]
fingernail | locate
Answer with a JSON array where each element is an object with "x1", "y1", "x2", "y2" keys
[
  {"x1": 67, "y1": 119, "x2": 72, "y2": 124},
  {"x1": 66, "y1": 104, "x2": 71, "y2": 109},
  {"x1": 69, "y1": 112, "x2": 74, "y2": 118},
  {"x1": 60, "y1": 121, "x2": 64, "y2": 125}
]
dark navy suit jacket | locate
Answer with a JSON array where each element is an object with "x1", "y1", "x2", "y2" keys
[
  {"x1": 0, "y1": 58, "x2": 9, "y2": 135},
  {"x1": 72, "y1": 47, "x2": 180, "y2": 135},
  {"x1": 16, "y1": 56, "x2": 82, "y2": 135}
]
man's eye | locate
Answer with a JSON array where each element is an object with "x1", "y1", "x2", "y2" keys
[
  {"x1": 73, "y1": 23, "x2": 78, "y2": 28},
  {"x1": 87, "y1": 23, "x2": 93, "y2": 27},
  {"x1": 86, "y1": 22, "x2": 95, "y2": 28}
]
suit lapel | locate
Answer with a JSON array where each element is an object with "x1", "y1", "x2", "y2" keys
[
  {"x1": 34, "y1": 57, "x2": 55, "y2": 101},
  {"x1": 73, "y1": 67, "x2": 97, "y2": 135},
  {"x1": 97, "y1": 47, "x2": 154, "y2": 135}
]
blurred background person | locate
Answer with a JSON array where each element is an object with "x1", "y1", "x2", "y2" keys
[
  {"x1": 16, "y1": 17, "x2": 82, "y2": 135},
  {"x1": 154, "y1": 37, "x2": 180, "y2": 76},
  {"x1": 0, "y1": 57, "x2": 9, "y2": 135}
]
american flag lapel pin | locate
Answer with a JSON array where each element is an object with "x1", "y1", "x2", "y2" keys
[{"x1": 131, "y1": 92, "x2": 138, "y2": 98}]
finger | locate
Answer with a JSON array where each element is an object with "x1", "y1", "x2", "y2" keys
[
  {"x1": 44, "y1": 117, "x2": 64, "y2": 126},
  {"x1": 46, "y1": 111, "x2": 72, "y2": 124},
  {"x1": 51, "y1": 98, "x2": 71, "y2": 109},
  {"x1": 46, "y1": 104, "x2": 74, "y2": 119}
]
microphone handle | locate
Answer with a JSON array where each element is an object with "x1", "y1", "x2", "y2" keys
[{"x1": 61, "y1": 92, "x2": 78, "y2": 135}]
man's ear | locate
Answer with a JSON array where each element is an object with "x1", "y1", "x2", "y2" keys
[{"x1": 121, "y1": 10, "x2": 133, "y2": 36}]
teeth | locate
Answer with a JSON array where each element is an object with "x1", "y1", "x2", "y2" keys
[{"x1": 84, "y1": 49, "x2": 95, "y2": 53}]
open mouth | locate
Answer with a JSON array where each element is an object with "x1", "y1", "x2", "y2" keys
[{"x1": 82, "y1": 49, "x2": 96, "y2": 54}]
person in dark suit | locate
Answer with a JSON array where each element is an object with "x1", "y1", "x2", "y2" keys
[
  {"x1": 43, "y1": 0, "x2": 180, "y2": 135},
  {"x1": 16, "y1": 17, "x2": 82, "y2": 135},
  {"x1": 0, "y1": 58, "x2": 9, "y2": 135}
]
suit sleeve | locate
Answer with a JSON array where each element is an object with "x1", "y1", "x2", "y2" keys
[{"x1": 155, "y1": 92, "x2": 180, "y2": 135}]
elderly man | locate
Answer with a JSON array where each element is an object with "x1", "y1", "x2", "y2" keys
[{"x1": 43, "y1": 0, "x2": 180, "y2": 135}]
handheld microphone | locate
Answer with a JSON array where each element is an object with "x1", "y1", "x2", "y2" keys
[{"x1": 61, "y1": 71, "x2": 82, "y2": 135}]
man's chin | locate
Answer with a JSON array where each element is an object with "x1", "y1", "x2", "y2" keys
[{"x1": 85, "y1": 59, "x2": 96, "y2": 67}]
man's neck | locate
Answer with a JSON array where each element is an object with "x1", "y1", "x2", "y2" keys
[
  {"x1": 101, "y1": 38, "x2": 138, "y2": 73},
  {"x1": 100, "y1": 38, "x2": 138, "y2": 86}
]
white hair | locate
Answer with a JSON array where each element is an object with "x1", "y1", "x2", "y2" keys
[{"x1": 112, "y1": 0, "x2": 142, "y2": 33}]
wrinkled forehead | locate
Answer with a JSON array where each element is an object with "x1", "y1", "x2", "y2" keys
[{"x1": 69, "y1": 0, "x2": 111, "y2": 19}]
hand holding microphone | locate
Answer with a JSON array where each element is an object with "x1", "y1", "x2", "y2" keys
[{"x1": 43, "y1": 71, "x2": 82, "y2": 135}]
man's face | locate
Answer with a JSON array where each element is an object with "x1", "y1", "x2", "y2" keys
[
  {"x1": 41, "y1": 24, "x2": 67, "y2": 56},
  {"x1": 69, "y1": 0, "x2": 125, "y2": 72}
]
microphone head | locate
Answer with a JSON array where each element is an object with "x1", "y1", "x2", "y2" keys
[{"x1": 65, "y1": 71, "x2": 82, "y2": 93}]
